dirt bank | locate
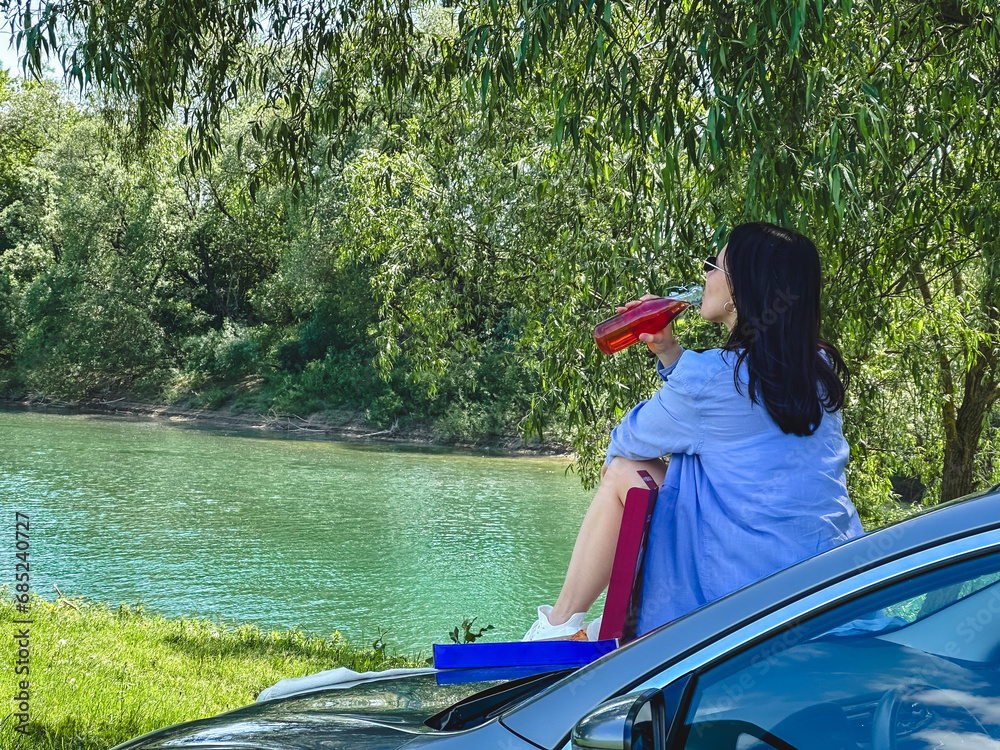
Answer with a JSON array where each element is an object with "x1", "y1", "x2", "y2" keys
[{"x1": 2, "y1": 394, "x2": 573, "y2": 457}]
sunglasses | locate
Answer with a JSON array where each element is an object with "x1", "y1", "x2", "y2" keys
[{"x1": 703, "y1": 256, "x2": 729, "y2": 275}]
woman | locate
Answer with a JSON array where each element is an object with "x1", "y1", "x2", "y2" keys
[{"x1": 523, "y1": 222, "x2": 864, "y2": 641}]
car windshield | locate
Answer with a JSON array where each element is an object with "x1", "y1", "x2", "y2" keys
[{"x1": 425, "y1": 668, "x2": 575, "y2": 731}]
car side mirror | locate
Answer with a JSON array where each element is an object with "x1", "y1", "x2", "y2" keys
[
  {"x1": 571, "y1": 689, "x2": 665, "y2": 750},
  {"x1": 572, "y1": 674, "x2": 692, "y2": 750}
]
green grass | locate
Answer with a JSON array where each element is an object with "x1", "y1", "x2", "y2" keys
[{"x1": 0, "y1": 593, "x2": 421, "y2": 750}]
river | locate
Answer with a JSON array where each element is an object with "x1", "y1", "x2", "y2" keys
[{"x1": 0, "y1": 408, "x2": 600, "y2": 654}]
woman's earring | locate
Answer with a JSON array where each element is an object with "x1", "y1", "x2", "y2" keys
[{"x1": 724, "y1": 301, "x2": 736, "y2": 315}]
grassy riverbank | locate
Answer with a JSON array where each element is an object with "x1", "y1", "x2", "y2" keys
[{"x1": 0, "y1": 592, "x2": 421, "y2": 750}]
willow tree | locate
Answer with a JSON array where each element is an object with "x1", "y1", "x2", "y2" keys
[{"x1": 4, "y1": 0, "x2": 998, "y2": 502}]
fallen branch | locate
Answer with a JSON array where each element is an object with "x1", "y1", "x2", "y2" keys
[
  {"x1": 53, "y1": 584, "x2": 82, "y2": 611},
  {"x1": 360, "y1": 420, "x2": 400, "y2": 438}
]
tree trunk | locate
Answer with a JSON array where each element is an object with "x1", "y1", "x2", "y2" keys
[
  {"x1": 941, "y1": 361, "x2": 999, "y2": 501},
  {"x1": 914, "y1": 260, "x2": 1000, "y2": 503}
]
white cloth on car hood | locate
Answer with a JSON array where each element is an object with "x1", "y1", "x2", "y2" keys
[{"x1": 257, "y1": 667, "x2": 437, "y2": 703}]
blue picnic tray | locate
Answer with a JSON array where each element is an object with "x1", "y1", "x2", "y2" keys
[{"x1": 433, "y1": 639, "x2": 617, "y2": 670}]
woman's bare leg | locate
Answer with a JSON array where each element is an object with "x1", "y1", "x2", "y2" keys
[{"x1": 547, "y1": 456, "x2": 667, "y2": 626}]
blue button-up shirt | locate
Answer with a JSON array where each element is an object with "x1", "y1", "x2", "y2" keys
[{"x1": 604, "y1": 348, "x2": 864, "y2": 635}]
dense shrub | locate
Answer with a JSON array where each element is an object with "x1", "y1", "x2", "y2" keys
[
  {"x1": 181, "y1": 324, "x2": 261, "y2": 381},
  {"x1": 18, "y1": 269, "x2": 166, "y2": 398}
]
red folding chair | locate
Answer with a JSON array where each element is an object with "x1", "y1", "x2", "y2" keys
[{"x1": 598, "y1": 470, "x2": 659, "y2": 644}]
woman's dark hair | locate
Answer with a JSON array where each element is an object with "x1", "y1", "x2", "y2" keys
[{"x1": 723, "y1": 222, "x2": 849, "y2": 436}]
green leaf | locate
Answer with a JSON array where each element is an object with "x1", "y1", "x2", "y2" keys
[{"x1": 480, "y1": 66, "x2": 491, "y2": 105}]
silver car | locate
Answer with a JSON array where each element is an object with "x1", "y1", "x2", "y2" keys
[{"x1": 112, "y1": 484, "x2": 1000, "y2": 750}]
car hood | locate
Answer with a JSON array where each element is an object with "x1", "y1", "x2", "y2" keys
[{"x1": 111, "y1": 672, "x2": 502, "y2": 750}]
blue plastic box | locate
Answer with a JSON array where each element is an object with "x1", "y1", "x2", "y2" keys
[{"x1": 433, "y1": 639, "x2": 617, "y2": 670}]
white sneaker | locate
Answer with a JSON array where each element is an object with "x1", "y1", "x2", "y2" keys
[
  {"x1": 585, "y1": 615, "x2": 603, "y2": 641},
  {"x1": 522, "y1": 605, "x2": 587, "y2": 641}
]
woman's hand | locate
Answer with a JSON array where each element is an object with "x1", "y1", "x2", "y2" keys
[{"x1": 616, "y1": 295, "x2": 683, "y2": 369}]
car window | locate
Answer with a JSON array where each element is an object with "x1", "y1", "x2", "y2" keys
[
  {"x1": 675, "y1": 551, "x2": 1000, "y2": 750},
  {"x1": 883, "y1": 570, "x2": 1000, "y2": 623}
]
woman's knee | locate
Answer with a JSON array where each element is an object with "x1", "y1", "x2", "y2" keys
[{"x1": 603, "y1": 456, "x2": 667, "y2": 488}]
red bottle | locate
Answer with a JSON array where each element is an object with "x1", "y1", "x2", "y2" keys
[{"x1": 593, "y1": 286, "x2": 703, "y2": 355}]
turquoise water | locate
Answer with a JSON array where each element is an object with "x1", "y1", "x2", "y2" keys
[{"x1": 0, "y1": 409, "x2": 598, "y2": 654}]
